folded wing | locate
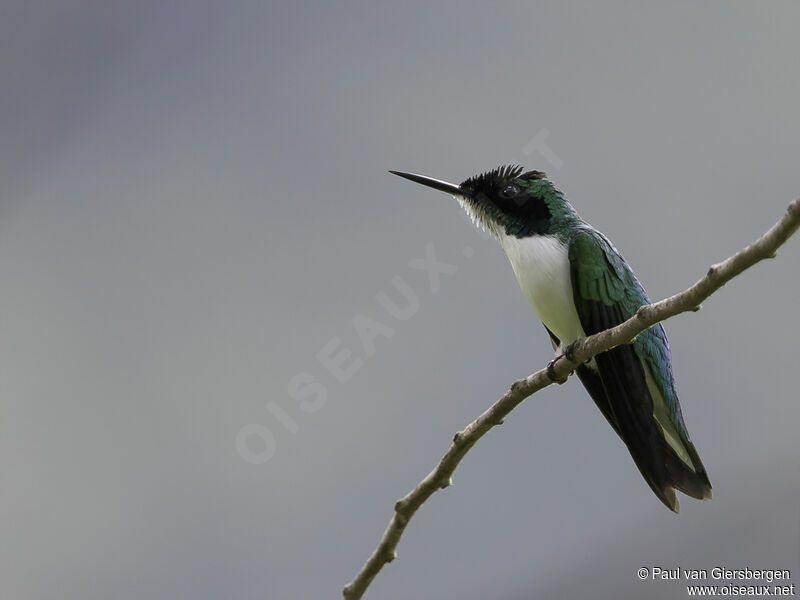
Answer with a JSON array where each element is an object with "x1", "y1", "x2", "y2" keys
[{"x1": 566, "y1": 229, "x2": 711, "y2": 512}]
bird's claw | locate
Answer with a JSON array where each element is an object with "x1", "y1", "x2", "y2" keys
[
  {"x1": 547, "y1": 342, "x2": 582, "y2": 384},
  {"x1": 546, "y1": 357, "x2": 569, "y2": 384},
  {"x1": 563, "y1": 341, "x2": 580, "y2": 364}
]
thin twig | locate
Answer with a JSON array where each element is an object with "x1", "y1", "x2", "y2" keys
[{"x1": 343, "y1": 198, "x2": 800, "y2": 600}]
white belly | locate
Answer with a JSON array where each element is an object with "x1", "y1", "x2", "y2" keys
[{"x1": 498, "y1": 233, "x2": 586, "y2": 347}]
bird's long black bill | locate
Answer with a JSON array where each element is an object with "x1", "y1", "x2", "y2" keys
[{"x1": 389, "y1": 170, "x2": 468, "y2": 197}]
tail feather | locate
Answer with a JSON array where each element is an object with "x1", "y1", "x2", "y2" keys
[
  {"x1": 575, "y1": 344, "x2": 711, "y2": 512},
  {"x1": 665, "y1": 438, "x2": 712, "y2": 501},
  {"x1": 545, "y1": 324, "x2": 712, "y2": 512}
]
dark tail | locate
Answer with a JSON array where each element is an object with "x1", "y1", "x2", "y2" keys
[{"x1": 575, "y1": 348, "x2": 711, "y2": 513}]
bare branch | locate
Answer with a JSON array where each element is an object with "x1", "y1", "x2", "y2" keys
[{"x1": 343, "y1": 198, "x2": 800, "y2": 600}]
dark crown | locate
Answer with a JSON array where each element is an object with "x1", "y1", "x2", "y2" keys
[{"x1": 460, "y1": 165, "x2": 546, "y2": 191}]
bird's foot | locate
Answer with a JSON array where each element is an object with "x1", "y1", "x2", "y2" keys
[
  {"x1": 547, "y1": 342, "x2": 582, "y2": 384},
  {"x1": 563, "y1": 341, "x2": 580, "y2": 364},
  {"x1": 546, "y1": 356, "x2": 569, "y2": 384}
]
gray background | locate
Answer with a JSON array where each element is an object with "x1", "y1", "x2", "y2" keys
[{"x1": 1, "y1": 2, "x2": 798, "y2": 599}]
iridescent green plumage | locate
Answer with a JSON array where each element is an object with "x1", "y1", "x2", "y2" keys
[
  {"x1": 566, "y1": 227, "x2": 710, "y2": 511},
  {"x1": 391, "y1": 165, "x2": 712, "y2": 512}
]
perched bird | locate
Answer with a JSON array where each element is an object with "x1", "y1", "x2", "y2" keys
[{"x1": 391, "y1": 165, "x2": 711, "y2": 512}]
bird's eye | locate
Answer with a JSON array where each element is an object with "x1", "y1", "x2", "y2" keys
[{"x1": 501, "y1": 185, "x2": 519, "y2": 198}]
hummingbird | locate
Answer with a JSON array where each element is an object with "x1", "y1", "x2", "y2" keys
[{"x1": 390, "y1": 165, "x2": 711, "y2": 512}]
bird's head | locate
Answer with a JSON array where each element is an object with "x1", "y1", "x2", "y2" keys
[{"x1": 390, "y1": 165, "x2": 574, "y2": 238}]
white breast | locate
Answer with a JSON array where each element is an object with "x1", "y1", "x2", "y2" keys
[{"x1": 498, "y1": 233, "x2": 586, "y2": 347}]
